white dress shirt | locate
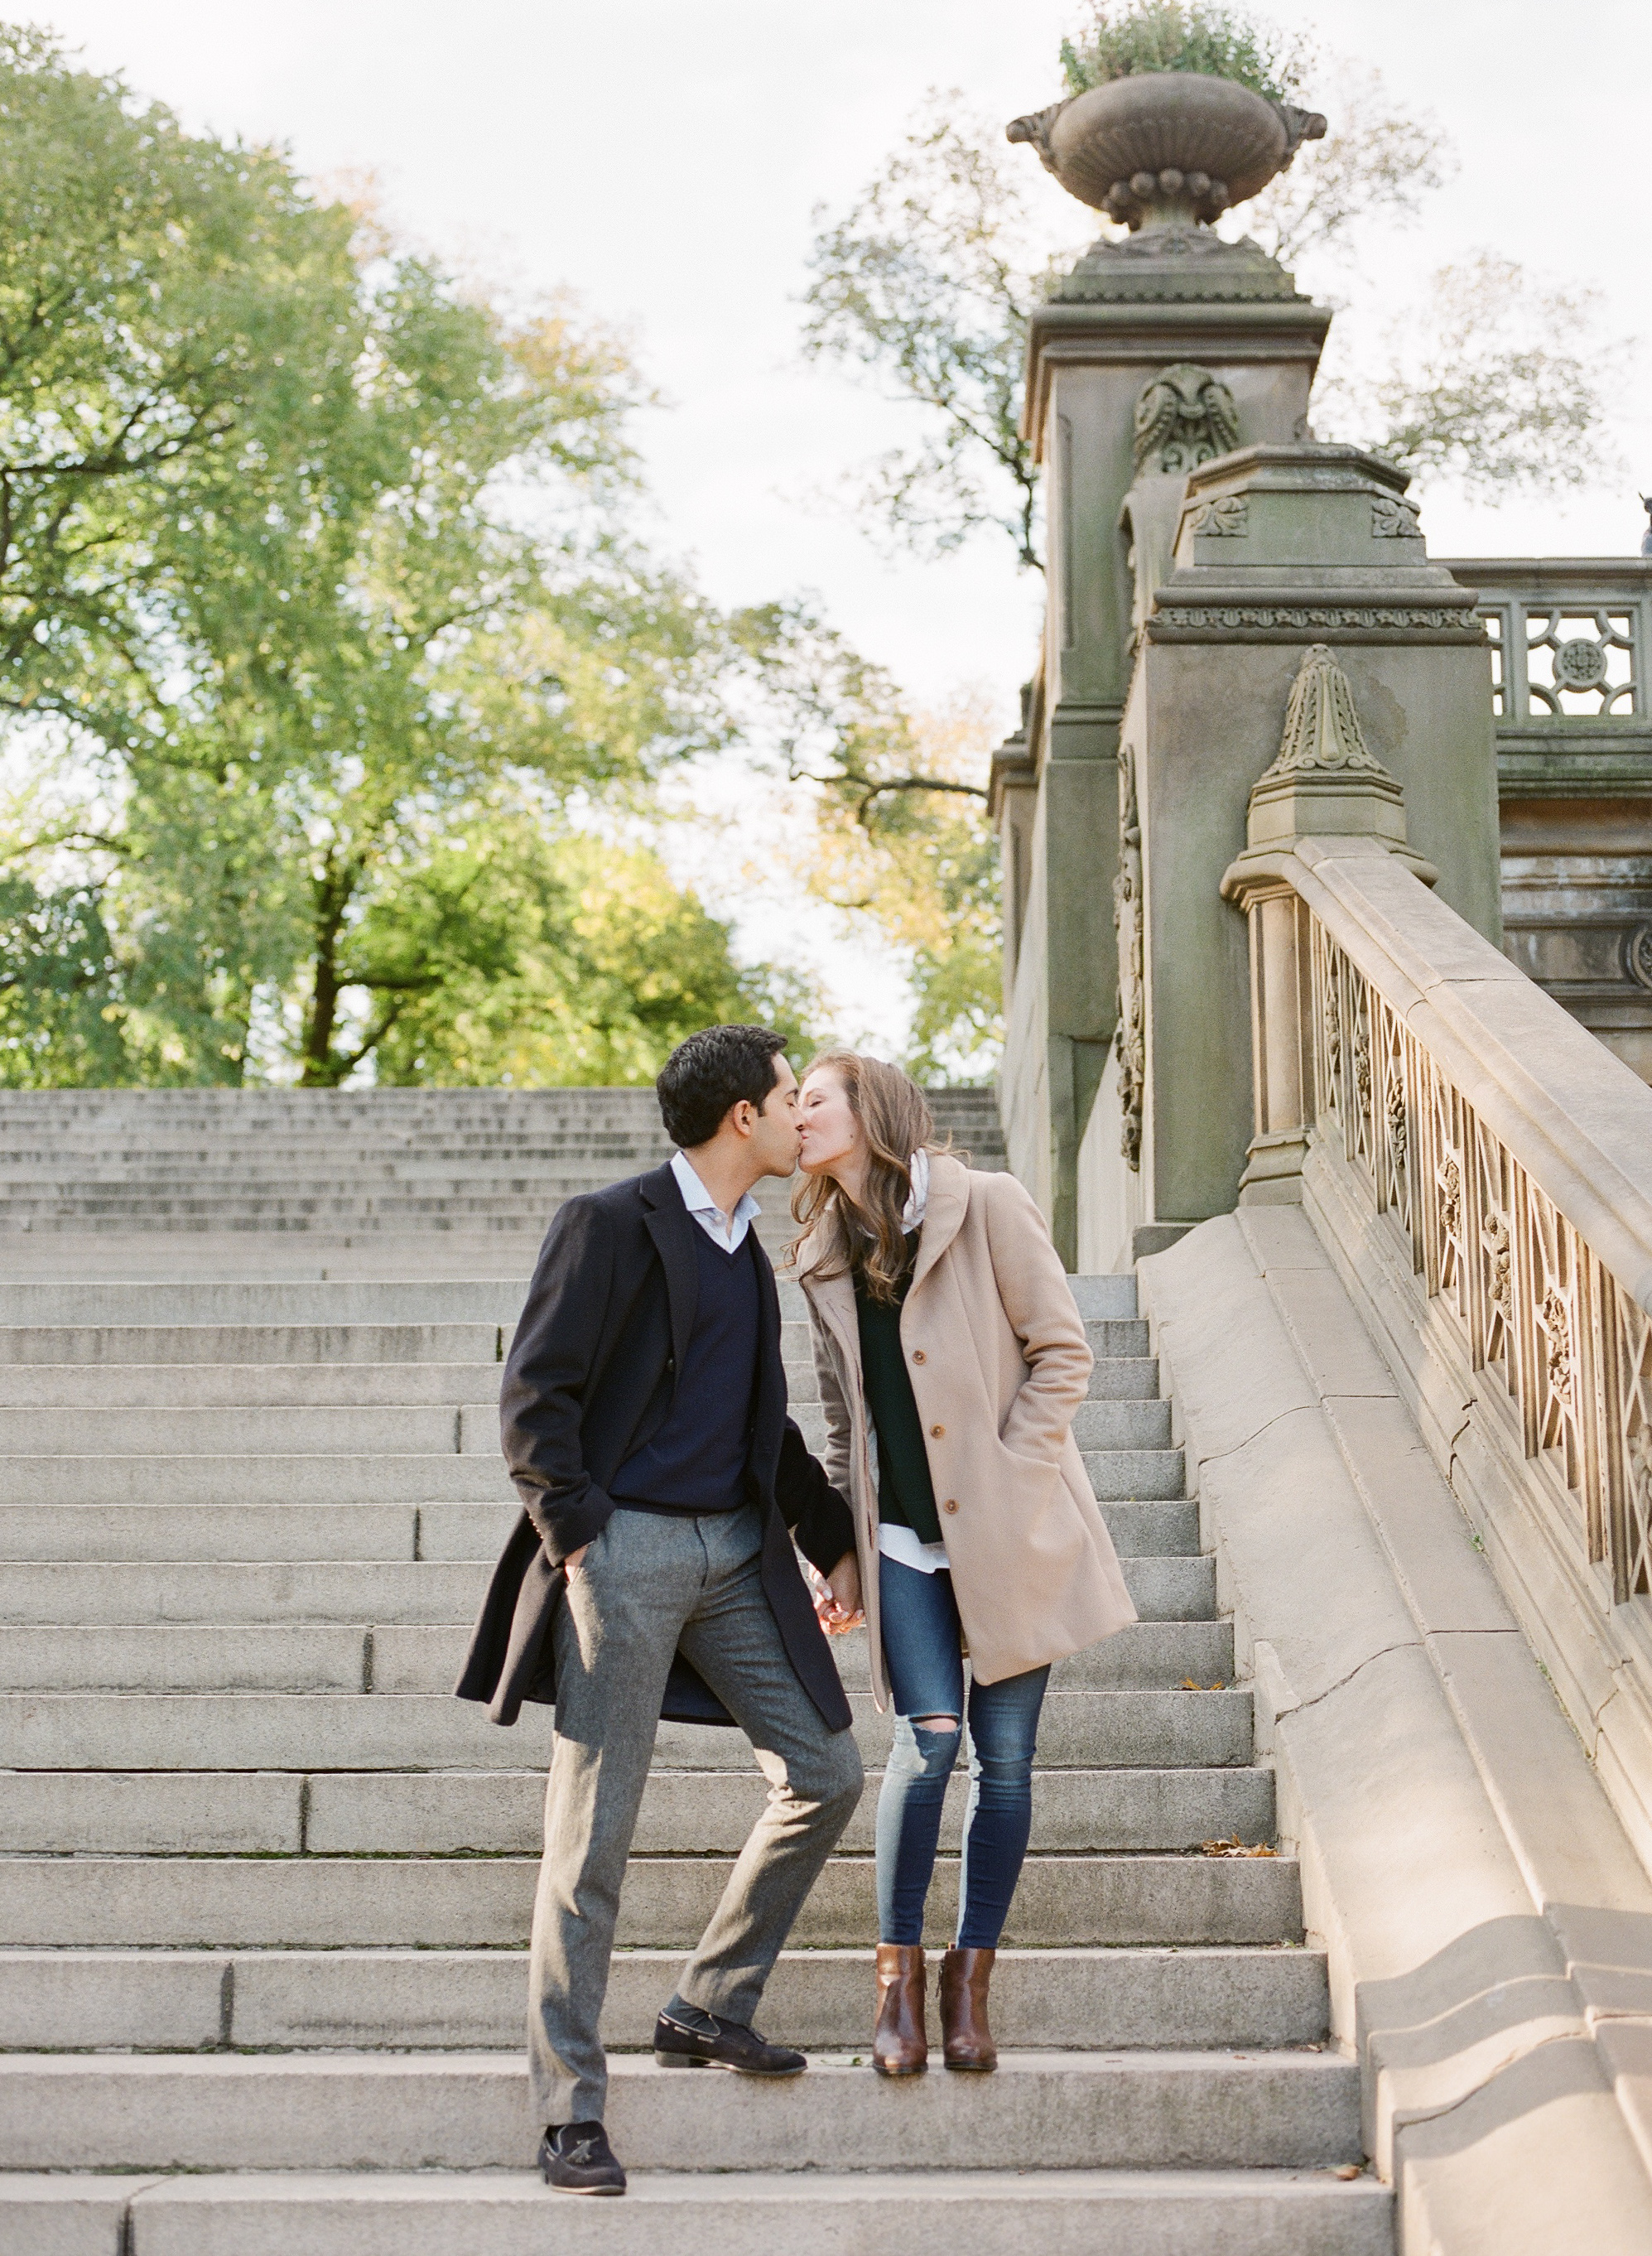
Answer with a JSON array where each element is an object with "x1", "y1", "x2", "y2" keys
[
  {"x1": 671, "y1": 1149, "x2": 762, "y2": 1254},
  {"x1": 873, "y1": 1151, "x2": 951, "y2": 1578}
]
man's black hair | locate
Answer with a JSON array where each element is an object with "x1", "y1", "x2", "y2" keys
[{"x1": 657, "y1": 1024, "x2": 788, "y2": 1150}]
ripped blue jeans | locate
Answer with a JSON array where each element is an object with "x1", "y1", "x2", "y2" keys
[{"x1": 875, "y1": 1551, "x2": 1050, "y2": 1949}]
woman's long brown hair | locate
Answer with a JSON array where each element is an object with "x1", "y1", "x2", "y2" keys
[{"x1": 790, "y1": 1052, "x2": 948, "y2": 1304}]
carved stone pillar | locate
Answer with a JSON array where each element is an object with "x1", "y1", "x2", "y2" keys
[{"x1": 1002, "y1": 239, "x2": 1328, "y2": 1262}]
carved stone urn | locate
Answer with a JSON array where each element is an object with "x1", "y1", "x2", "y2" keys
[{"x1": 1008, "y1": 70, "x2": 1325, "y2": 230}]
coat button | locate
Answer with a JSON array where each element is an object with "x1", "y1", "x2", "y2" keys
[
  {"x1": 942, "y1": 1497, "x2": 958, "y2": 1514},
  {"x1": 930, "y1": 1423, "x2": 944, "y2": 1438},
  {"x1": 913, "y1": 1349, "x2": 926, "y2": 1363}
]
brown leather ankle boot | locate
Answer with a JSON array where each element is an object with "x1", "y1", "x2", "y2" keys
[
  {"x1": 872, "y1": 1944, "x2": 927, "y2": 2076},
  {"x1": 940, "y1": 1946, "x2": 997, "y2": 2070}
]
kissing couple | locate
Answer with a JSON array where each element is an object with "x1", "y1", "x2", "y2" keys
[{"x1": 458, "y1": 1022, "x2": 1134, "y2": 2193}]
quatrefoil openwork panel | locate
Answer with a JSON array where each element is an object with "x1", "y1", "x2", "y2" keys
[{"x1": 1524, "y1": 609, "x2": 1636, "y2": 716}]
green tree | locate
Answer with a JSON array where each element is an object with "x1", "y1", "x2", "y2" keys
[
  {"x1": 733, "y1": 605, "x2": 999, "y2": 1082},
  {"x1": 0, "y1": 26, "x2": 814, "y2": 1087},
  {"x1": 798, "y1": 99, "x2": 1045, "y2": 573}
]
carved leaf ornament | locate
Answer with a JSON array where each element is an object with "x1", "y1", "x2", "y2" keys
[
  {"x1": 1187, "y1": 494, "x2": 1249, "y2": 537},
  {"x1": 1133, "y1": 363, "x2": 1240, "y2": 477}
]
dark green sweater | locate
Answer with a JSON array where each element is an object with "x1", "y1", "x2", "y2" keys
[{"x1": 853, "y1": 1231, "x2": 942, "y2": 1547}]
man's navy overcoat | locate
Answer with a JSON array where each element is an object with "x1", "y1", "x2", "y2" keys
[{"x1": 455, "y1": 1161, "x2": 855, "y2": 1731}]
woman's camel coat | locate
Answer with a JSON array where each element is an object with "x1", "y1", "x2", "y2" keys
[{"x1": 797, "y1": 1152, "x2": 1136, "y2": 1711}]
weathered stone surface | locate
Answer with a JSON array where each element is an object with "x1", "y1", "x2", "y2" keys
[
  {"x1": 0, "y1": 1945, "x2": 1327, "y2": 2056},
  {"x1": 0, "y1": 2051, "x2": 1361, "y2": 2174},
  {"x1": 1140, "y1": 1204, "x2": 1652, "y2": 2237}
]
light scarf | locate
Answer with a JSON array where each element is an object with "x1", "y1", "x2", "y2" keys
[{"x1": 900, "y1": 1147, "x2": 929, "y2": 1230}]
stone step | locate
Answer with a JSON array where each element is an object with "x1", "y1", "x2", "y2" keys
[
  {"x1": 1, "y1": 1764, "x2": 1273, "y2": 1856},
  {"x1": 0, "y1": 1494, "x2": 1192, "y2": 1563},
  {"x1": 1083, "y1": 1450, "x2": 1187, "y2": 1502},
  {"x1": 1071, "y1": 1400, "x2": 1172, "y2": 1449},
  {"x1": 0, "y1": 1240, "x2": 546, "y2": 1283},
  {"x1": 0, "y1": 2165, "x2": 1390, "y2": 2256},
  {"x1": 0, "y1": 1325, "x2": 505, "y2": 1368},
  {"x1": 1086, "y1": 1317, "x2": 1151, "y2": 1356},
  {"x1": 0, "y1": 1615, "x2": 1232, "y2": 1693},
  {"x1": 0, "y1": 2050, "x2": 1359, "y2": 2175},
  {"x1": 0, "y1": 1853, "x2": 1302, "y2": 1951},
  {"x1": 1071, "y1": 1277, "x2": 1136, "y2": 1318},
  {"x1": 0, "y1": 1686, "x2": 1255, "y2": 1772},
  {"x1": 1, "y1": 1362, "x2": 508, "y2": 1409},
  {"x1": 0, "y1": 1406, "x2": 501, "y2": 1455},
  {"x1": 0, "y1": 1193, "x2": 594, "y2": 1221},
  {"x1": 0, "y1": 1347, "x2": 1151, "y2": 1409},
  {"x1": 1, "y1": 1398, "x2": 1172, "y2": 1459},
  {"x1": 1100, "y1": 1499, "x2": 1197, "y2": 1552},
  {"x1": 0, "y1": 1550, "x2": 1216, "y2": 1624},
  {"x1": 0, "y1": 1150, "x2": 672, "y2": 1175},
  {"x1": 0, "y1": 1944, "x2": 1328, "y2": 2054},
  {"x1": 1086, "y1": 1355, "x2": 1161, "y2": 1399},
  {"x1": 0, "y1": 1281, "x2": 530, "y2": 1326},
  {"x1": 0, "y1": 1452, "x2": 519, "y2": 1504}
]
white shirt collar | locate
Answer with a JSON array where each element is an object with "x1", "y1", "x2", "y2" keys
[{"x1": 671, "y1": 1149, "x2": 762, "y2": 1253}]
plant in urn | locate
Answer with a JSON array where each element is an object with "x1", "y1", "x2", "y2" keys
[{"x1": 1008, "y1": 2, "x2": 1325, "y2": 238}]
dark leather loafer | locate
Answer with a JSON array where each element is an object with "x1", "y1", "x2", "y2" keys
[
  {"x1": 653, "y1": 2003, "x2": 807, "y2": 2075},
  {"x1": 538, "y1": 2119, "x2": 626, "y2": 2194}
]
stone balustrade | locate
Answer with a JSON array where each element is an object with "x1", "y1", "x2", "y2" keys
[
  {"x1": 1226, "y1": 829, "x2": 1652, "y2": 1863},
  {"x1": 1443, "y1": 556, "x2": 1652, "y2": 1080}
]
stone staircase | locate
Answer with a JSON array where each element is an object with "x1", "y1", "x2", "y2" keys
[
  {"x1": 0, "y1": 1087, "x2": 1005, "y2": 1276},
  {"x1": 0, "y1": 1089, "x2": 1390, "y2": 2253}
]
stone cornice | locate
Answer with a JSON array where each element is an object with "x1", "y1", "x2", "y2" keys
[
  {"x1": 1146, "y1": 591, "x2": 1486, "y2": 644},
  {"x1": 1023, "y1": 300, "x2": 1332, "y2": 452}
]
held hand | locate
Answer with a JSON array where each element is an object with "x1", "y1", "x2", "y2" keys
[
  {"x1": 563, "y1": 1544, "x2": 588, "y2": 1578},
  {"x1": 816, "y1": 1549, "x2": 865, "y2": 1634}
]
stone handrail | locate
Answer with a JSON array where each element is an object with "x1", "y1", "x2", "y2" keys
[{"x1": 1227, "y1": 832, "x2": 1652, "y2": 1858}]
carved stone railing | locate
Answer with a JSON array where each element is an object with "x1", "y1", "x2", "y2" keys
[
  {"x1": 1442, "y1": 558, "x2": 1652, "y2": 1079},
  {"x1": 1226, "y1": 826, "x2": 1652, "y2": 1859},
  {"x1": 1444, "y1": 557, "x2": 1652, "y2": 733}
]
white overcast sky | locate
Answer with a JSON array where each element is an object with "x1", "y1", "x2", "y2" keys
[{"x1": 31, "y1": 1, "x2": 1652, "y2": 1051}]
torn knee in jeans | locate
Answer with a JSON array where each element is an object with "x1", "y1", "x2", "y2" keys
[{"x1": 913, "y1": 1715, "x2": 960, "y2": 1735}]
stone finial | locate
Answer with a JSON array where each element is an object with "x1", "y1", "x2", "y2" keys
[
  {"x1": 1259, "y1": 644, "x2": 1393, "y2": 784},
  {"x1": 1240, "y1": 645, "x2": 1433, "y2": 872},
  {"x1": 1133, "y1": 364, "x2": 1240, "y2": 476}
]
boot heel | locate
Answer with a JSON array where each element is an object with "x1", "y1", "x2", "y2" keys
[{"x1": 653, "y1": 2049, "x2": 706, "y2": 2067}]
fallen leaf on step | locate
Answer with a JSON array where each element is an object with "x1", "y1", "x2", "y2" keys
[
  {"x1": 1179, "y1": 1677, "x2": 1227, "y2": 1690},
  {"x1": 1332, "y1": 2165, "x2": 1362, "y2": 2181},
  {"x1": 1200, "y1": 1835, "x2": 1277, "y2": 1858}
]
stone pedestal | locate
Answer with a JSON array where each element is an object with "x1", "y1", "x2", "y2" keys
[{"x1": 1072, "y1": 443, "x2": 1499, "y2": 1270}]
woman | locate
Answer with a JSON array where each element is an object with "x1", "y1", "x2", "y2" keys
[{"x1": 792, "y1": 1053, "x2": 1135, "y2": 2077}]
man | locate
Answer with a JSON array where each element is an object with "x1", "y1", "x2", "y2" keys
[{"x1": 456, "y1": 1024, "x2": 863, "y2": 2196}]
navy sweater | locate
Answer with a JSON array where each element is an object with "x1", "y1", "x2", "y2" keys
[{"x1": 609, "y1": 1225, "x2": 761, "y2": 1512}]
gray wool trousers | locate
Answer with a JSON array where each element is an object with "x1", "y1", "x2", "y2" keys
[{"x1": 527, "y1": 1502, "x2": 864, "y2": 2126}]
